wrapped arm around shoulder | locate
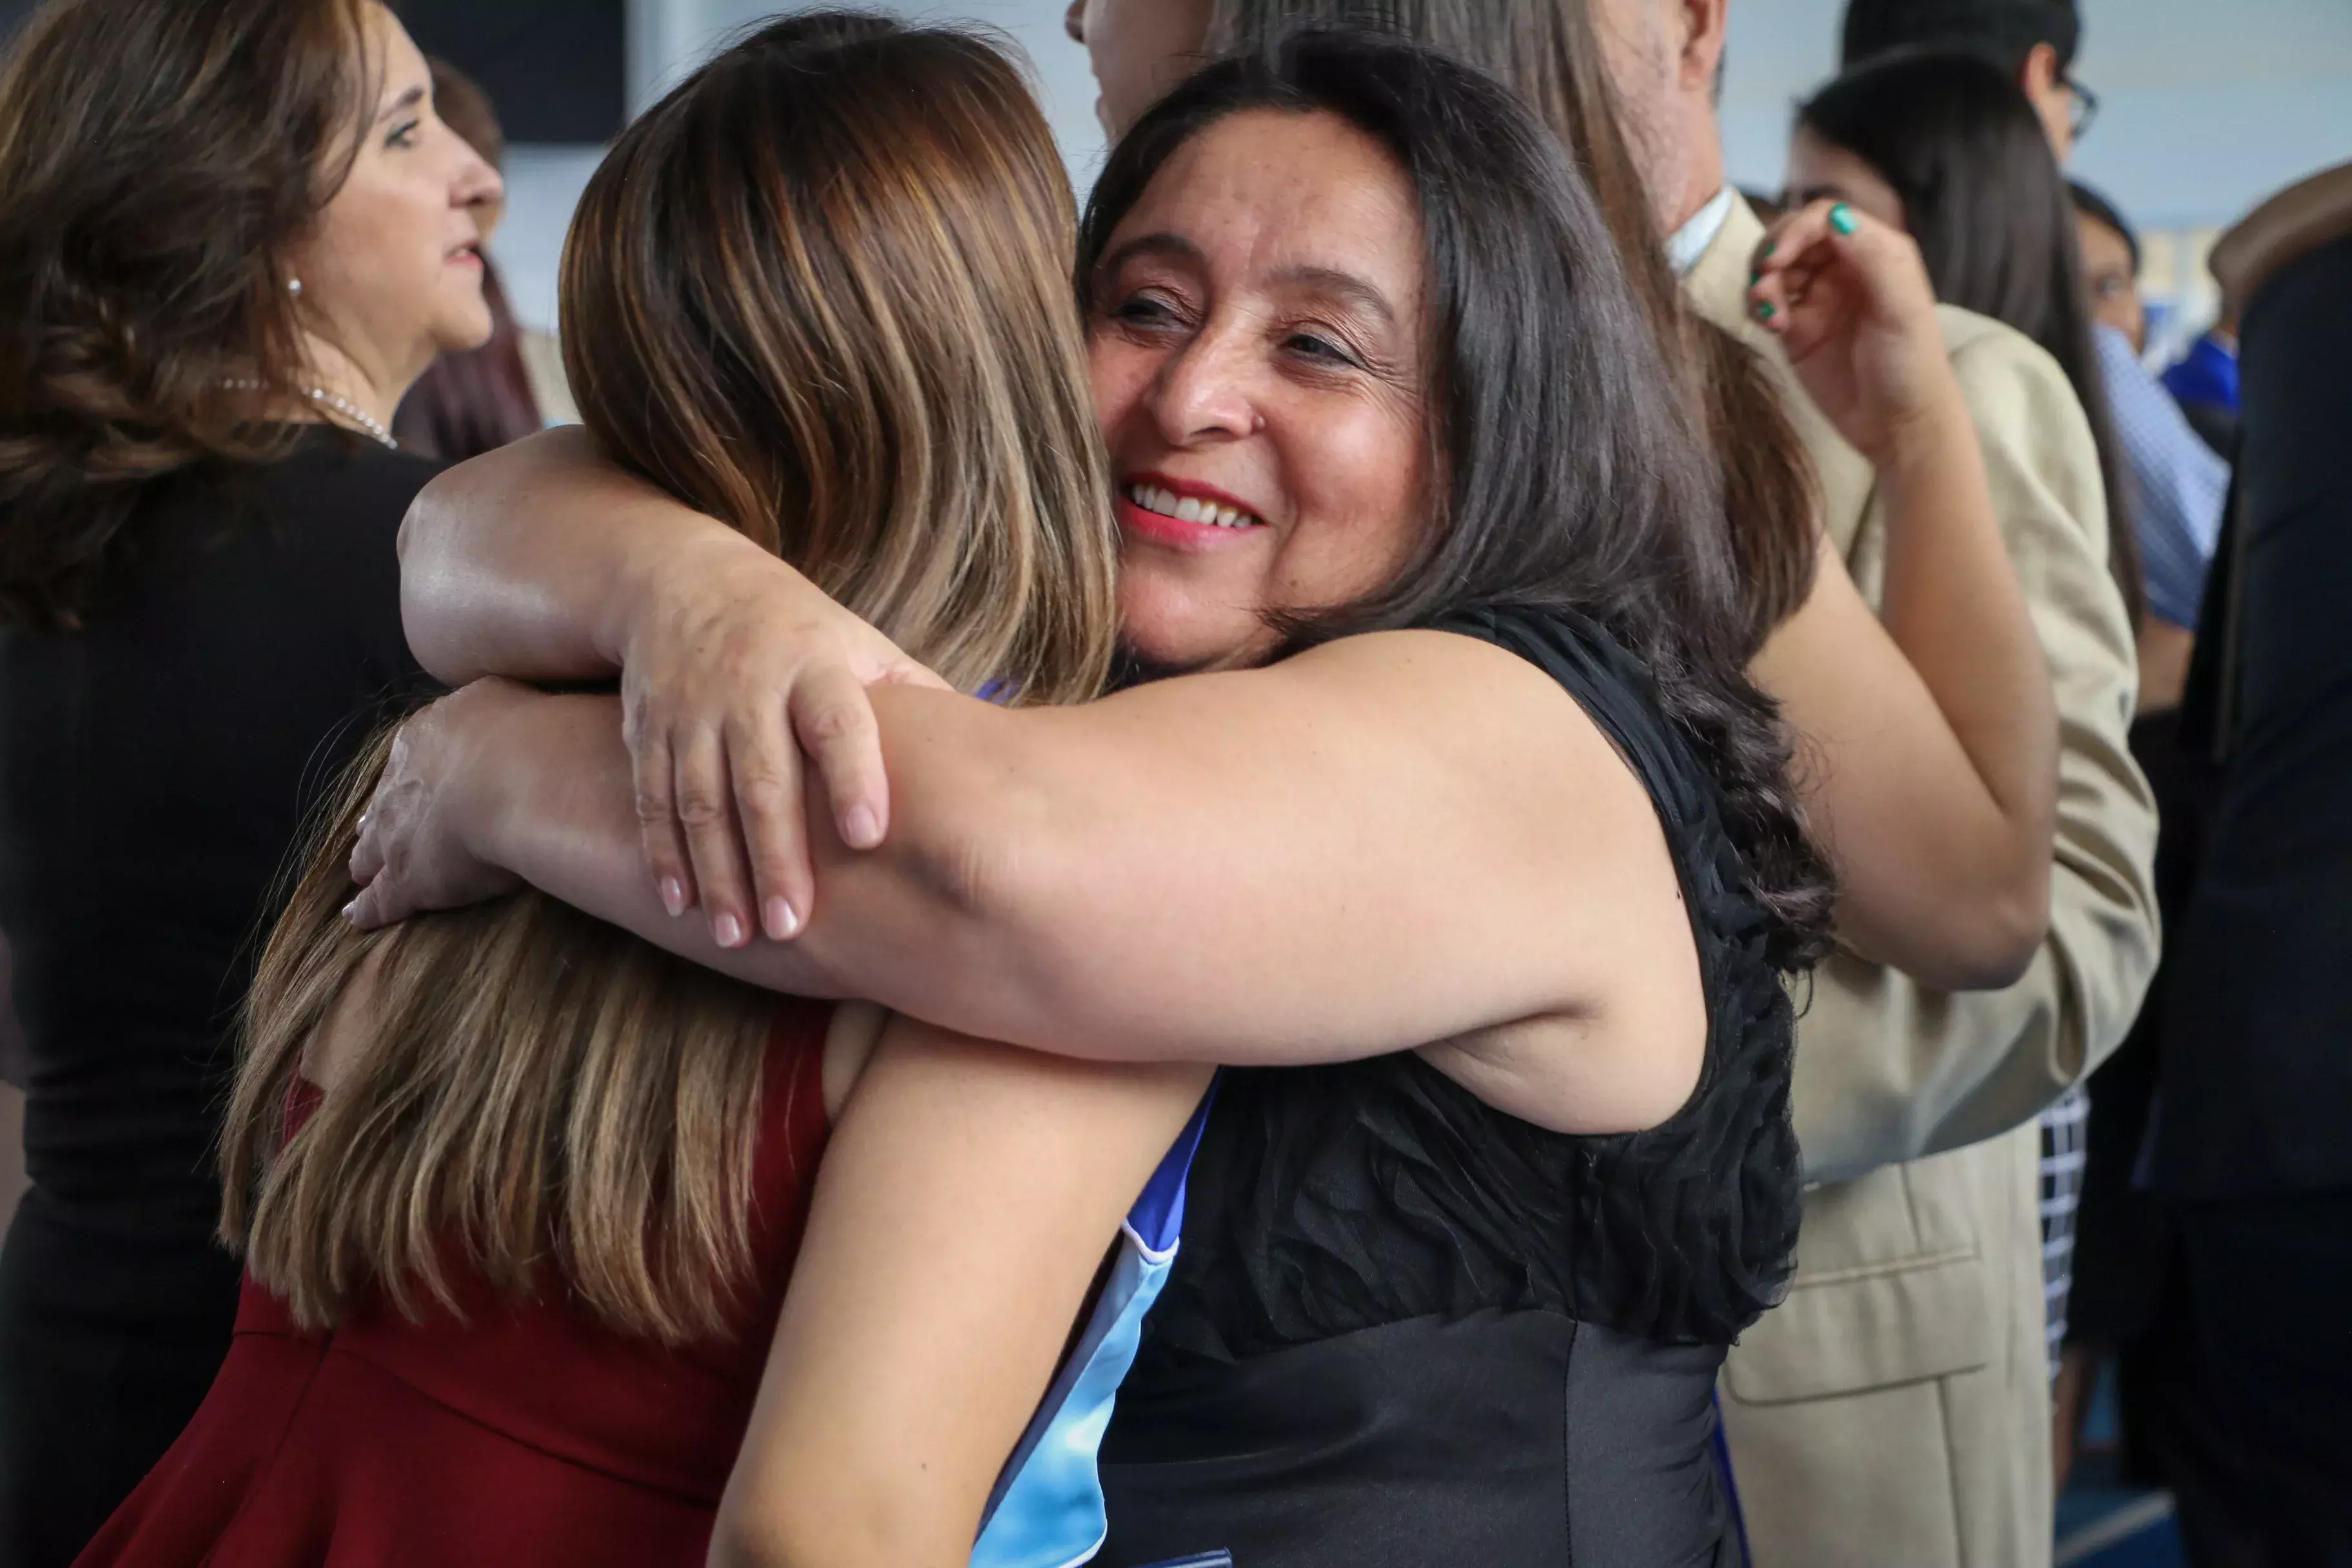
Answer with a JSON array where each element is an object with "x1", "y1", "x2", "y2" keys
[
  {"x1": 709, "y1": 1017, "x2": 1208, "y2": 1568},
  {"x1": 389, "y1": 630, "x2": 1707, "y2": 1133}
]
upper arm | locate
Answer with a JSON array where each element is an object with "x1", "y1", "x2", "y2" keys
[
  {"x1": 714, "y1": 1019, "x2": 1209, "y2": 1568},
  {"x1": 396, "y1": 427, "x2": 685, "y2": 687},
  {"x1": 805, "y1": 632, "x2": 1707, "y2": 1124}
]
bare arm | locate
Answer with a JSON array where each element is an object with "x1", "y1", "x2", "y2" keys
[
  {"x1": 710, "y1": 1017, "x2": 1207, "y2": 1568},
  {"x1": 1746, "y1": 201, "x2": 2057, "y2": 990},
  {"x1": 351, "y1": 629, "x2": 1709, "y2": 1135}
]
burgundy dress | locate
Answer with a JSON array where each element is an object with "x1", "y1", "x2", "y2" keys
[{"x1": 75, "y1": 999, "x2": 836, "y2": 1568}]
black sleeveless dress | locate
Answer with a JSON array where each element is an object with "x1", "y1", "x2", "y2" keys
[{"x1": 1097, "y1": 607, "x2": 1803, "y2": 1568}]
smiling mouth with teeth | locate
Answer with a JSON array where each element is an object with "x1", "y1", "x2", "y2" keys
[{"x1": 1126, "y1": 482, "x2": 1261, "y2": 529}]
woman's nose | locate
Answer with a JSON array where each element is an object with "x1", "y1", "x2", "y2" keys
[
  {"x1": 1064, "y1": 0, "x2": 1086, "y2": 45},
  {"x1": 1149, "y1": 331, "x2": 1260, "y2": 447},
  {"x1": 453, "y1": 143, "x2": 504, "y2": 215}
]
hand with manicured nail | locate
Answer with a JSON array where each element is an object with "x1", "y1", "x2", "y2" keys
[
  {"x1": 1743, "y1": 196, "x2": 1956, "y2": 464},
  {"x1": 345, "y1": 681, "x2": 530, "y2": 929},
  {"x1": 616, "y1": 527, "x2": 952, "y2": 952}
]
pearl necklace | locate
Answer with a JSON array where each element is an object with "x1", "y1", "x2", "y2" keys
[{"x1": 220, "y1": 378, "x2": 398, "y2": 451}]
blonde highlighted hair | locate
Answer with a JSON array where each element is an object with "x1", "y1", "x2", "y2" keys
[{"x1": 220, "y1": 13, "x2": 1119, "y2": 1343}]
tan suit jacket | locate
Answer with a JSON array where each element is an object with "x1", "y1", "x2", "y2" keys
[{"x1": 1687, "y1": 199, "x2": 2160, "y2": 1568}]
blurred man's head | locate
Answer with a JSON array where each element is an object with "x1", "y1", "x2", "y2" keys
[
  {"x1": 2068, "y1": 180, "x2": 2145, "y2": 354},
  {"x1": 1584, "y1": 0, "x2": 1732, "y2": 234},
  {"x1": 1840, "y1": 0, "x2": 2087, "y2": 161}
]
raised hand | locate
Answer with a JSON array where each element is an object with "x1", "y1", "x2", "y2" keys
[
  {"x1": 1745, "y1": 199, "x2": 1960, "y2": 464},
  {"x1": 346, "y1": 680, "x2": 534, "y2": 928}
]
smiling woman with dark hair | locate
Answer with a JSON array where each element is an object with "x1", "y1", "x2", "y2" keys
[{"x1": 342, "y1": 23, "x2": 1853, "y2": 1561}]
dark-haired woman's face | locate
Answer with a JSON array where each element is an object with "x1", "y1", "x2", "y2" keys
[
  {"x1": 1088, "y1": 109, "x2": 1430, "y2": 672},
  {"x1": 1783, "y1": 125, "x2": 1904, "y2": 231}
]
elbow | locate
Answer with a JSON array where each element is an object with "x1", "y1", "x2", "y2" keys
[{"x1": 1914, "y1": 876, "x2": 2051, "y2": 993}]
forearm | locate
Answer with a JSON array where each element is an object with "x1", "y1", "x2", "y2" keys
[
  {"x1": 1872, "y1": 393, "x2": 2057, "y2": 857},
  {"x1": 1756, "y1": 397, "x2": 2057, "y2": 988},
  {"x1": 398, "y1": 427, "x2": 754, "y2": 685}
]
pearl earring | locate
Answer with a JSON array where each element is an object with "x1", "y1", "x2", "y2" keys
[{"x1": 288, "y1": 277, "x2": 303, "y2": 297}]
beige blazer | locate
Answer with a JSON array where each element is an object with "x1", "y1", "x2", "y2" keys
[{"x1": 1687, "y1": 198, "x2": 2161, "y2": 1567}]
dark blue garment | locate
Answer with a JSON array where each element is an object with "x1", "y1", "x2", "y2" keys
[{"x1": 2164, "y1": 333, "x2": 2242, "y2": 418}]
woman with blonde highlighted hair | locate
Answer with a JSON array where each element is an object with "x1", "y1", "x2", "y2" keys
[{"x1": 80, "y1": 17, "x2": 1206, "y2": 1568}]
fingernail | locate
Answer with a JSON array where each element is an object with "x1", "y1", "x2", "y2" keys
[
  {"x1": 357, "y1": 811, "x2": 369, "y2": 831},
  {"x1": 842, "y1": 805, "x2": 882, "y2": 850},
  {"x1": 660, "y1": 877, "x2": 687, "y2": 917},
  {"x1": 763, "y1": 896, "x2": 801, "y2": 941},
  {"x1": 1829, "y1": 203, "x2": 1857, "y2": 236},
  {"x1": 1754, "y1": 301, "x2": 1776, "y2": 322},
  {"x1": 341, "y1": 901, "x2": 360, "y2": 924},
  {"x1": 714, "y1": 911, "x2": 745, "y2": 948}
]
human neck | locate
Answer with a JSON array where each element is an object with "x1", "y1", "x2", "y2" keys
[
  {"x1": 1658, "y1": 106, "x2": 1730, "y2": 239},
  {"x1": 290, "y1": 332, "x2": 415, "y2": 433}
]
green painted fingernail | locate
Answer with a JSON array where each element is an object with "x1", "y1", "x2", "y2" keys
[
  {"x1": 1829, "y1": 203, "x2": 1857, "y2": 236},
  {"x1": 1754, "y1": 301, "x2": 1776, "y2": 322}
]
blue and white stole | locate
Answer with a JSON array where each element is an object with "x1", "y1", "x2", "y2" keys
[{"x1": 968, "y1": 1087, "x2": 1215, "y2": 1568}]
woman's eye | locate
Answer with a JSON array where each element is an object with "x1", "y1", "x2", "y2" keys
[
  {"x1": 1286, "y1": 331, "x2": 1354, "y2": 366},
  {"x1": 385, "y1": 121, "x2": 421, "y2": 150},
  {"x1": 1113, "y1": 293, "x2": 1181, "y2": 328}
]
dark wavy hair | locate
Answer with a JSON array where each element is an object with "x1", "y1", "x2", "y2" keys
[
  {"x1": 1083, "y1": 31, "x2": 1835, "y2": 973},
  {"x1": 1799, "y1": 49, "x2": 2145, "y2": 623},
  {"x1": 1210, "y1": 0, "x2": 1821, "y2": 659},
  {"x1": 0, "y1": 0, "x2": 379, "y2": 629}
]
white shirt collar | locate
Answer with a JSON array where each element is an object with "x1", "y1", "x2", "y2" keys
[{"x1": 1665, "y1": 186, "x2": 1737, "y2": 278}]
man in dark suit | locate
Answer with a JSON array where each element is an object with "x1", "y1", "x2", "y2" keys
[{"x1": 2164, "y1": 178, "x2": 2352, "y2": 1563}]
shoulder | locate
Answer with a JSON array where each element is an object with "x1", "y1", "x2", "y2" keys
[
  {"x1": 269, "y1": 439, "x2": 446, "y2": 530},
  {"x1": 1934, "y1": 307, "x2": 2102, "y2": 510},
  {"x1": 1934, "y1": 305, "x2": 2088, "y2": 437}
]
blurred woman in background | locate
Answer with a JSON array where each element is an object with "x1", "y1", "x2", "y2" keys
[
  {"x1": 0, "y1": 1, "x2": 497, "y2": 1560},
  {"x1": 389, "y1": 58, "x2": 563, "y2": 460}
]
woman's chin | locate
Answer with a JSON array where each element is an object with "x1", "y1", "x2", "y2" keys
[{"x1": 1115, "y1": 581, "x2": 1276, "y2": 676}]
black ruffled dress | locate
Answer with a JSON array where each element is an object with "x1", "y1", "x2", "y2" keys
[{"x1": 1097, "y1": 607, "x2": 1804, "y2": 1567}]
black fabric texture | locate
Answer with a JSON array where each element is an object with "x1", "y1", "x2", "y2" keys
[
  {"x1": 0, "y1": 427, "x2": 436, "y2": 1566},
  {"x1": 2160, "y1": 232, "x2": 2352, "y2": 1201},
  {"x1": 1102, "y1": 605, "x2": 1799, "y2": 1565}
]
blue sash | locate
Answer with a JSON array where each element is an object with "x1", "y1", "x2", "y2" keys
[{"x1": 970, "y1": 1088, "x2": 1215, "y2": 1568}]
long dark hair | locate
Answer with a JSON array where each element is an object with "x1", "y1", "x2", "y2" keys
[
  {"x1": 0, "y1": 0, "x2": 381, "y2": 629},
  {"x1": 1210, "y1": 0, "x2": 1820, "y2": 656},
  {"x1": 1799, "y1": 49, "x2": 2146, "y2": 623},
  {"x1": 1083, "y1": 31, "x2": 1834, "y2": 972}
]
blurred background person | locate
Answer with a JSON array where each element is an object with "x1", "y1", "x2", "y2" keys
[
  {"x1": 1840, "y1": 0, "x2": 2226, "y2": 716},
  {"x1": 389, "y1": 57, "x2": 574, "y2": 460},
  {"x1": 1597, "y1": 3, "x2": 2153, "y2": 1563},
  {"x1": 1839, "y1": 0, "x2": 2093, "y2": 159},
  {"x1": 2069, "y1": 181, "x2": 2145, "y2": 355},
  {"x1": 2161, "y1": 159, "x2": 2352, "y2": 1568},
  {"x1": 0, "y1": 0, "x2": 498, "y2": 1560}
]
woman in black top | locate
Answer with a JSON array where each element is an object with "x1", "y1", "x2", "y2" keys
[
  {"x1": 347, "y1": 34, "x2": 1834, "y2": 1561},
  {"x1": 0, "y1": 1, "x2": 498, "y2": 1560}
]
